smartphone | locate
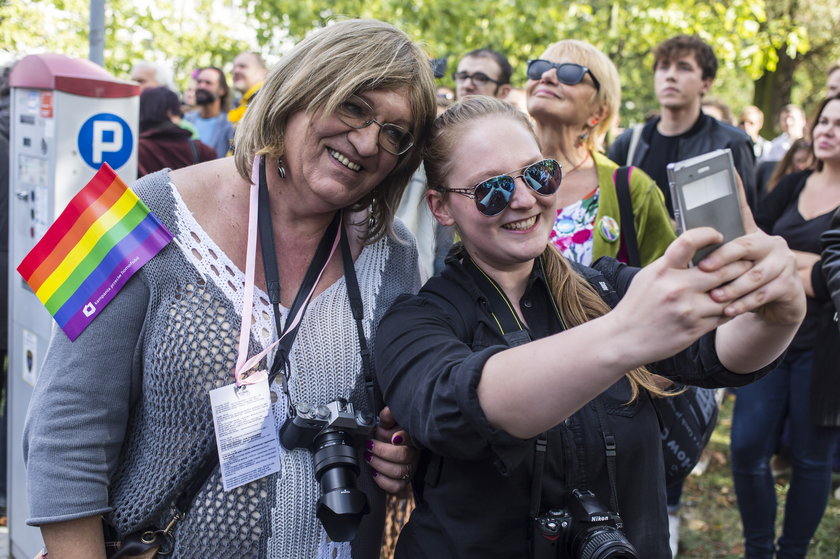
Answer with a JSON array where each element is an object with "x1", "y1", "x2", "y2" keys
[{"x1": 667, "y1": 148, "x2": 745, "y2": 265}]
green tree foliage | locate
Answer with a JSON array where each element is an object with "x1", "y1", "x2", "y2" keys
[
  {"x1": 756, "y1": 0, "x2": 840, "y2": 131},
  {"x1": 3, "y1": 0, "x2": 837, "y2": 129},
  {"x1": 245, "y1": 0, "x2": 839, "y2": 128},
  {"x1": 0, "y1": 0, "x2": 250, "y2": 91}
]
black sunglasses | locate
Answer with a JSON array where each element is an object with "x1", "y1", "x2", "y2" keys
[
  {"x1": 433, "y1": 159, "x2": 562, "y2": 216},
  {"x1": 526, "y1": 59, "x2": 601, "y2": 91},
  {"x1": 452, "y1": 71, "x2": 501, "y2": 86}
]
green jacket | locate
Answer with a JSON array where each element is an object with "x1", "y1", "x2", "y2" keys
[{"x1": 591, "y1": 151, "x2": 675, "y2": 265}]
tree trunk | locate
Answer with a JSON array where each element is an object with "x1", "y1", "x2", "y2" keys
[{"x1": 753, "y1": 46, "x2": 800, "y2": 138}]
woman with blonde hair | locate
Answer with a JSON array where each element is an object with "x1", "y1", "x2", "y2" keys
[
  {"x1": 375, "y1": 96, "x2": 805, "y2": 558},
  {"x1": 526, "y1": 40, "x2": 675, "y2": 266}
]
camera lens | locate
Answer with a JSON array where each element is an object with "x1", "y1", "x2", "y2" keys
[
  {"x1": 574, "y1": 527, "x2": 639, "y2": 559},
  {"x1": 312, "y1": 430, "x2": 370, "y2": 542}
]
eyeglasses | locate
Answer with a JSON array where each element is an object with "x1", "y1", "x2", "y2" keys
[
  {"x1": 452, "y1": 71, "x2": 501, "y2": 87},
  {"x1": 526, "y1": 60, "x2": 601, "y2": 91},
  {"x1": 335, "y1": 94, "x2": 414, "y2": 155},
  {"x1": 433, "y1": 159, "x2": 562, "y2": 216}
]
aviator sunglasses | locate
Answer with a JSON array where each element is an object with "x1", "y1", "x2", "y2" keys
[
  {"x1": 433, "y1": 159, "x2": 562, "y2": 216},
  {"x1": 526, "y1": 59, "x2": 601, "y2": 91}
]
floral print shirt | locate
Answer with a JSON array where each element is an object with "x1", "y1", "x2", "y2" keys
[{"x1": 550, "y1": 187, "x2": 599, "y2": 266}]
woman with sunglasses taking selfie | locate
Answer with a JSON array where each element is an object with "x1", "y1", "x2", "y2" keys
[
  {"x1": 374, "y1": 97, "x2": 805, "y2": 558},
  {"x1": 526, "y1": 40, "x2": 675, "y2": 266},
  {"x1": 24, "y1": 20, "x2": 435, "y2": 559}
]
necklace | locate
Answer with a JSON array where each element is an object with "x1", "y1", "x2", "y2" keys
[{"x1": 563, "y1": 151, "x2": 591, "y2": 179}]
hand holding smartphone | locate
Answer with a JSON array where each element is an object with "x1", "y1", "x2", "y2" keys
[{"x1": 667, "y1": 149, "x2": 746, "y2": 265}]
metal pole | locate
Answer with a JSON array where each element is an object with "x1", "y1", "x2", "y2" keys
[{"x1": 89, "y1": 0, "x2": 105, "y2": 66}]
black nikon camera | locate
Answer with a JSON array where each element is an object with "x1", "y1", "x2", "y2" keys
[
  {"x1": 532, "y1": 489, "x2": 638, "y2": 559},
  {"x1": 279, "y1": 398, "x2": 377, "y2": 542}
]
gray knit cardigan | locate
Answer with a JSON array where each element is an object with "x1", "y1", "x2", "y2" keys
[{"x1": 23, "y1": 169, "x2": 421, "y2": 559}]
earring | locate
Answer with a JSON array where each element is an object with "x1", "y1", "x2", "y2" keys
[
  {"x1": 277, "y1": 158, "x2": 287, "y2": 179},
  {"x1": 368, "y1": 194, "x2": 378, "y2": 230},
  {"x1": 591, "y1": 118, "x2": 599, "y2": 126},
  {"x1": 576, "y1": 130, "x2": 590, "y2": 147}
]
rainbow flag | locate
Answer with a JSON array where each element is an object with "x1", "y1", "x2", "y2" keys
[{"x1": 17, "y1": 163, "x2": 173, "y2": 341}]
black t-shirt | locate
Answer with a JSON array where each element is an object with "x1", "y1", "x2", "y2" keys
[
  {"x1": 640, "y1": 114, "x2": 706, "y2": 216},
  {"x1": 761, "y1": 171, "x2": 838, "y2": 349}
]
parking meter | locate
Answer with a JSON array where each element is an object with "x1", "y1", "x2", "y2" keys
[{"x1": 6, "y1": 53, "x2": 138, "y2": 558}]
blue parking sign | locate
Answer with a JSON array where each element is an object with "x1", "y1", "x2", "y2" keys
[{"x1": 77, "y1": 113, "x2": 133, "y2": 170}]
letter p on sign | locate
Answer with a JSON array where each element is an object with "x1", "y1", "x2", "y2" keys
[
  {"x1": 78, "y1": 113, "x2": 133, "y2": 170},
  {"x1": 92, "y1": 120, "x2": 123, "y2": 164}
]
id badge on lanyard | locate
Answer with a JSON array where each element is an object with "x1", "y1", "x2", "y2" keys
[{"x1": 209, "y1": 156, "x2": 341, "y2": 491}]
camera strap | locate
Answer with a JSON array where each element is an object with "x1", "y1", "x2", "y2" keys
[
  {"x1": 465, "y1": 255, "x2": 620, "y2": 518},
  {"x1": 593, "y1": 398, "x2": 621, "y2": 517},
  {"x1": 256, "y1": 155, "x2": 378, "y2": 415},
  {"x1": 463, "y1": 256, "x2": 548, "y2": 518},
  {"x1": 132, "y1": 156, "x2": 373, "y2": 544}
]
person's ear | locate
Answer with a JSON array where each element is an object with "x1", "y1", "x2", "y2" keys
[
  {"x1": 426, "y1": 190, "x2": 455, "y2": 226},
  {"x1": 496, "y1": 84, "x2": 512, "y2": 100},
  {"x1": 589, "y1": 104, "x2": 608, "y2": 128},
  {"x1": 700, "y1": 77, "x2": 713, "y2": 96}
]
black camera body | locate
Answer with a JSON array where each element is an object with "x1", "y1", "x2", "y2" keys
[
  {"x1": 280, "y1": 399, "x2": 377, "y2": 448},
  {"x1": 280, "y1": 398, "x2": 377, "y2": 542},
  {"x1": 532, "y1": 489, "x2": 638, "y2": 559}
]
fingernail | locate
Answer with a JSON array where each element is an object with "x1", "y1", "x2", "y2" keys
[
  {"x1": 392, "y1": 434, "x2": 404, "y2": 445},
  {"x1": 366, "y1": 440, "x2": 375, "y2": 450},
  {"x1": 364, "y1": 452, "x2": 372, "y2": 462},
  {"x1": 371, "y1": 470, "x2": 378, "y2": 478}
]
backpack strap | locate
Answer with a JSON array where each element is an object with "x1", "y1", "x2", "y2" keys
[
  {"x1": 568, "y1": 260, "x2": 621, "y2": 308},
  {"x1": 626, "y1": 124, "x2": 644, "y2": 165},
  {"x1": 615, "y1": 166, "x2": 641, "y2": 267}
]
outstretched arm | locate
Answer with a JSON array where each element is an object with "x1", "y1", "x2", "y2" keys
[
  {"x1": 700, "y1": 232, "x2": 804, "y2": 372},
  {"x1": 477, "y1": 227, "x2": 791, "y2": 439},
  {"x1": 695, "y1": 180, "x2": 805, "y2": 373}
]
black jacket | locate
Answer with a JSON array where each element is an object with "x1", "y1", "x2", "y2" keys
[
  {"x1": 607, "y1": 113, "x2": 757, "y2": 209},
  {"x1": 375, "y1": 251, "x2": 772, "y2": 559},
  {"x1": 817, "y1": 197, "x2": 840, "y2": 427},
  {"x1": 822, "y1": 207, "x2": 840, "y2": 318}
]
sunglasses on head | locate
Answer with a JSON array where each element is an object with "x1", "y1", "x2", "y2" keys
[
  {"x1": 526, "y1": 59, "x2": 601, "y2": 91},
  {"x1": 433, "y1": 159, "x2": 562, "y2": 216}
]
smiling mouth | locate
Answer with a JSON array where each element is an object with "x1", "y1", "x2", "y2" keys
[
  {"x1": 502, "y1": 215, "x2": 537, "y2": 231},
  {"x1": 534, "y1": 89, "x2": 559, "y2": 98},
  {"x1": 328, "y1": 148, "x2": 361, "y2": 172}
]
